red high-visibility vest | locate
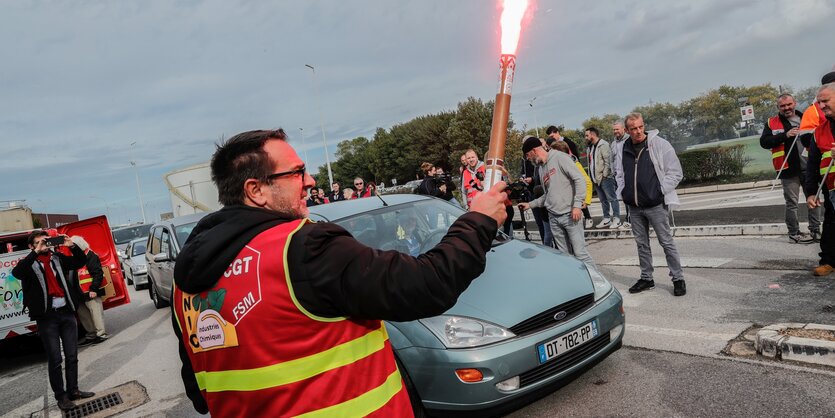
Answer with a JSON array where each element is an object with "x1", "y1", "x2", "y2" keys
[
  {"x1": 768, "y1": 116, "x2": 790, "y2": 172},
  {"x1": 172, "y1": 219, "x2": 412, "y2": 418},
  {"x1": 816, "y1": 118, "x2": 835, "y2": 192}
]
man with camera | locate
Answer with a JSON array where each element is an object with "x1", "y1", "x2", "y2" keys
[
  {"x1": 12, "y1": 231, "x2": 96, "y2": 410},
  {"x1": 416, "y1": 161, "x2": 458, "y2": 202},
  {"x1": 518, "y1": 136, "x2": 595, "y2": 268}
]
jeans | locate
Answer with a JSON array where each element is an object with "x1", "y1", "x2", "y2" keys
[
  {"x1": 37, "y1": 309, "x2": 79, "y2": 399},
  {"x1": 548, "y1": 211, "x2": 595, "y2": 268},
  {"x1": 595, "y1": 177, "x2": 620, "y2": 219},
  {"x1": 782, "y1": 175, "x2": 821, "y2": 234},
  {"x1": 502, "y1": 205, "x2": 514, "y2": 236},
  {"x1": 628, "y1": 204, "x2": 683, "y2": 281},
  {"x1": 76, "y1": 297, "x2": 106, "y2": 338},
  {"x1": 532, "y1": 207, "x2": 553, "y2": 247}
]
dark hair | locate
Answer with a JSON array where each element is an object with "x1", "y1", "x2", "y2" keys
[
  {"x1": 585, "y1": 127, "x2": 600, "y2": 137},
  {"x1": 28, "y1": 230, "x2": 48, "y2": 246},
  {"x1": 546, "y1": 125, "x2": 560, "y2": 135},
  {"x1": 211, "y1": 129, "x2": 285, "y2": 206}
]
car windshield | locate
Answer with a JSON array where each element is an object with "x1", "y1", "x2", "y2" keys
[
  {"x1": 333, "y1": 199, "x2": 509, "y2": 256},
  {"x1": 112, "y1": 224, "x2": 152, "y2": 245},
  {"x1": 131, "y1": 241, "x2": 146, "y2": 257},
  {"x1": 175, "y1": 221, "x2": 199, "y2": 247}
]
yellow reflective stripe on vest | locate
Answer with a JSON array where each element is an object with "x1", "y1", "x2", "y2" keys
[
  {"x1": 79, "y1": 278, "x2": 93, "y2": 285},
  {"x1": 195, "y1": 324, "x2": 388, "y2": 392},
  {"x1": 771, "y1": 151, "x2": 785, "y2": 158},
  {"x1": 284, "y1": 219, "x2": 345, "y2": 323},
  {"x1": 296, "y1": 370, "x2": 403, "y2": 418},
  {"x1": 823, "y1": 151, "x2": 832, "y2": 159}
]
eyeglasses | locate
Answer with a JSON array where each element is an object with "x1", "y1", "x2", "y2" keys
[
  {"x1": 354, "y1": 182, "x2": 363, "y2": 186},
  {"x1": 265, "y1": 166, "x2": 306, "y2": 182}
]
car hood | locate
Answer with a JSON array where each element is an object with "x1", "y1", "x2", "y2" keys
[
  {"x1": 443, "y1": 240, "x2": 594, "y2": 328},
  {"x1": 127, "y1": 255, "x2": 147, "y2": 267}
]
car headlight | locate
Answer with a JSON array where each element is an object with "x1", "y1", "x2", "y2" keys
[
  {"x1": 117, "y1": 250, "x2": 124, "y2": 258},
  {"x1": 132, "y1": 265, "x2": 147, "y2": 274},
  {"x1": 587, "y1": 266, "x2": 613, "y2": 301},
  {"x1": 419, "y1": 315, "x2": 515, "y2": 348}
]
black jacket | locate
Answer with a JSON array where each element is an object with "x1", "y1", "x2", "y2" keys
[
  {"x1": 760, "y1": 110, "x2": 806, "y2": 179},
  {"x1": 171, "y1": 205, "x2": 497, "y2": 413},
  {"x1": 804, "y1": 116, "x2": 835, "y2": 197},
  {"x1": 84, "y1": 250, "x2": 106, "y2": 298},
  {"x1": 12, "y1": 245, "x2": 87, "y2": 320},
  {"x1": 621, "y1": 140, "x2": 664, "y2": 208}
]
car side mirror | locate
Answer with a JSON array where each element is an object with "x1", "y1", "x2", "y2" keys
[{"x1": 153, "y1": 253, "x2": 170, "y2": 263}]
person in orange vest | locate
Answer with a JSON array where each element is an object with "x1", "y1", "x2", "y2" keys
[
  {"x1": 70, "y1": 235, "x2": 109, "y2": 345},
  {"x1": 760, "y1": 93, "x2": 821, "y2": 243},
  {"x1": 805, "y1": 75, "x2": 835, "y2": 276},
  {"x1": 170, "y1": 129, "x2": 509, "y2": 417}
]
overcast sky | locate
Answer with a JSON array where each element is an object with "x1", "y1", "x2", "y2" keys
[{"x1": 2, "y1": 0, "x2": 833, "y2": 225}]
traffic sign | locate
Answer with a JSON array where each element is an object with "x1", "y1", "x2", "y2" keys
[{"x1": 740, "y1": 105, "x2": 755, "y2": 121}]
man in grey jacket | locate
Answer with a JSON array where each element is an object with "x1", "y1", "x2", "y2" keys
[
  {"x1": 518, "y1": 136, "x2": 595, "y2": 268},
  {"x1": 614, "y1": 113, "x2": 686, "y2": 296},
  {"x1": 611, "y1": 122, "x2": 631, "y2": 228},
  {"x1": 585, "y1": 127, "x2": 621, "y2": 228}
]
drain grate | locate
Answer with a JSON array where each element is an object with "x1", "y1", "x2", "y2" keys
[{"x1": 65, "y1": 393, "x2": 123, "y2": 418}]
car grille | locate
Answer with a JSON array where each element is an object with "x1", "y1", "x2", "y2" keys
[
  {"x1": 509, "y1": 293, "x2": 595, "y2": 336},
  {"x1": 518, "y1": 333, "x2": 611, "y2": 388}
]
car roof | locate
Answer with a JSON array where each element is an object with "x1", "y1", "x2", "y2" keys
[
  {"x1": 151, "y1": 211, "x2": 210, "y2": 229},
  {"x1": 308, "y1": 194, "x2": 434, "y2": 222},
  {"x1": 128, "y1": 237, "x2": 146, "y2": 244}
]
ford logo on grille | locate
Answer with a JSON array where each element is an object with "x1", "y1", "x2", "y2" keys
[{"x1": 553, "y1": 311, "x2": 567, "y2": 321}]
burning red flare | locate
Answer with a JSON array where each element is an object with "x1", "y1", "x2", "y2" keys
[{"x1": 500, "y1": 0, "x2": 530, "y2": 55}]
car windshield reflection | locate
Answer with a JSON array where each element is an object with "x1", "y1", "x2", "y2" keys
[{"x1": 333, "y1": 199, "x2": 510, "y2": 255}]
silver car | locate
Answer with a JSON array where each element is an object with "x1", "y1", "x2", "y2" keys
[
  {"x1": 308, "y1": 194, "x2": 625, "y2": 417},
  {"x1": 122, "y1": 237, "x2": 148, "y2": 290},
  {"x1": 145, "y1": 212, "x2": 208, "y2": 308}
]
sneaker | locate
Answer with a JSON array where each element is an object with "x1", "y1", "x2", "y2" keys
[
  {"x1": 69, "y1": 389, "x2": 95, "y2": 401},
  {"x1": 57, "y1": 396, "x2": 75, "y2": 411},
  {"x1": 673, "y1": 280, "x2": 687, "y2": 296},
  {"x1": 584, "y1": 218, "x2": 594, "y2": 229},
  {"x1": 596, "y1": 218, "x2": 612, "y2": 228},
  {"x1": 789, "y1": 232, "x2": 814, "y2": 243},
  {"x1": 78, "y1": 337, "x2": 94, "y2": 347},
  {"x1": 813, "y1": 264, "x2": 834, "y2": 276},
  {"x1": 92, "y1": 336, "x2": 106, "y2": 345},
  {"x1": 621, "y1": 221, "x2": 631, "y2": 229},
  {"x1": 609, "y1": 217, "x2": 622, "y2": 229},
  {"x1": 810, "y1": 231, "x2": 821, "y2": 243},
  {"x1": 628, "y1": 279, "x2": 655, "y2": 294}
]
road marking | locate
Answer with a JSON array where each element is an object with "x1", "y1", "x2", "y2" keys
[
  {"x1": 605, "y1": 257, "x2": 732, "y2": 268},
  {"x1": 626, "y1": 324, "x2": 739, "y2": 341}
]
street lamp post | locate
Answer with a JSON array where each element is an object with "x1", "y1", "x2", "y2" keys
[
  {"x1": 298, "y1": 127, "x2": 310, "y2": 166},
  {"x1": 35, "y1": 199, "x2": 50, "y2": 228},
  {"x1": 529, "y1": 97, "x2": 539, "y2": 138},
  {"x1": 305, "y1": 64, "x2": 334, "y2": 185},
  {"x1": 130, "y1": 141, "x2": 147, "y2": 224},
  {"x1": 88, "y1": 196, "x2": 112, "y2": 221}
]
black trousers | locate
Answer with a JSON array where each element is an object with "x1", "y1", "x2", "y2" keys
[
  {"x1": 820, "y1": 192, "x2": 835, "y2": 266},
  {"x1": 37, "y1": 309, "x2": 79, "y2": 399}
]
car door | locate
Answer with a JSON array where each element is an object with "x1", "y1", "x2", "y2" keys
[
  {"x1": 157, "y1": 227, "x2": 176, "y2": 301},
  {"x1": 58, "y1": 215, "x2": 131, "y2": 309},
  {"x1": 146, "y1": 227, "x2": 162, "y2": 283}
]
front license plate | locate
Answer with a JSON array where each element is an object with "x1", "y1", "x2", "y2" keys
[{"x1": 536, "y1": 320, "x2": 599, "y2": 364}]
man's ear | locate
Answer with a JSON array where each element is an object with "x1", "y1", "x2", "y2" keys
[{"x1": 243, "y1": 178, "x2": 269, "y2": 207}]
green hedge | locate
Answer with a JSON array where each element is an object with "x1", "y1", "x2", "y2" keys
[{"x1": 679, "y1": 144, "x2": 750, "y2": 182}]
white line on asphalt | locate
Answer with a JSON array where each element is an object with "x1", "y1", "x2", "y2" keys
[
  {"x1": 626, "y1": 324, "x2": 739, "y2": 341},
  {"x1": 605, "y1": 257, "x2": 733, "y2": 268}
]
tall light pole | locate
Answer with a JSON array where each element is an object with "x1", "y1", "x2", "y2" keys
[
  {"x1": 305, "y1": 64, "x2": 333, "y2": 185},
  {"x1": 35, "y1": 199, "x2": 50, "y2": 228},
  {"x1": 130, "y1": 141, "x2": 147, "y2": 224},
  {"x1": 88, "y1": 195, "x2": 112, "y2": 221},
  {"x1": 298, "y1": 127, "x2": 310, "y2": 166},
  {"x1": 529, "y1": 96, "x2": 540, "y2": 138}
]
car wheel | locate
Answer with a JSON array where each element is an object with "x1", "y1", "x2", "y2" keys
[
  {"x1": 395, "y1": 357, "x2": 427, "y2": 418},
  {"x1": 148, "y1": 275, "x2": 169, "y2": 309}
]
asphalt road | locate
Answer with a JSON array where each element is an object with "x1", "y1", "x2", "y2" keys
[{"x1": 2, "y1": 205, "x2": 834, "y2": 417}]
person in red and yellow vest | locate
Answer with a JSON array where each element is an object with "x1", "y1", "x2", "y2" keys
[
  {"x1": 805, "y1": 78, "x2": 835, "y2": 277},
  {"x1": 171, "y1": 129, "x2": 510, "y2": 418},
  {"x1": 461, "y1": 149, "x2": 485, "y2": 208},
  {"x1": 760, "y1": 93, "x2": 822, "y2": 243}
]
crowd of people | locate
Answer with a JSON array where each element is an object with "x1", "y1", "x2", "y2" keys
[{"x1": 304, "y1": 177, "x2": 377, "y2": 206}]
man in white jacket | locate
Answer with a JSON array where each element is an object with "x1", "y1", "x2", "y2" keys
[{"x1": 614, "y1": 113, "x2": 686, "y2": 296}]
